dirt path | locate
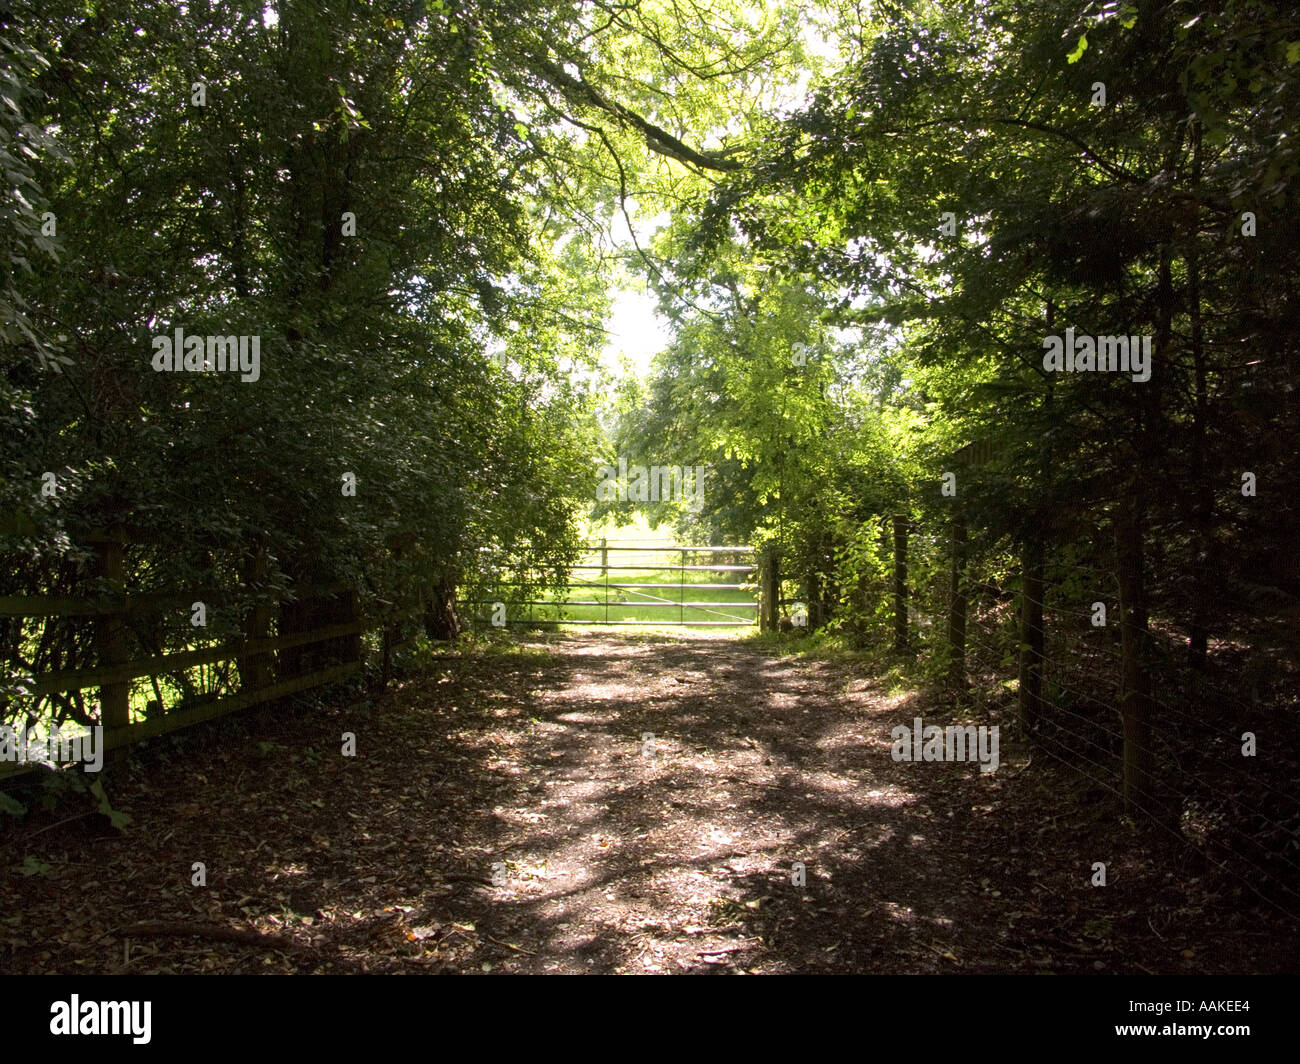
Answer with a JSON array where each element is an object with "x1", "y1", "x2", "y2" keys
[{"x1": 3, "y1": 632, "x2": 1293, "y2": 973}]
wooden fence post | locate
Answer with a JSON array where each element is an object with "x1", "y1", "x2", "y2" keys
[
  {"x1": 343, "y1": 588, "x2": 362, "y2": 667},
  {"x1": 277, "y1": 579, "x2": 311, "y2": 680},
  {"x1": 94, "y1": 538, "x2": 130, "y2": 733},
  {"x1": 1017, "y1": 537, "x2": 1044, "y2": 737},
  {"x1": 760, "y1": 550, "x2": 781, "y2": 631},
  {"x1": 772, "y1": 552, "x2": 781, "y2": 630},
  {"x1": 892, "y1": 515, "x2": 909, "y2": 652},
  {"x1": 238, "y1": 545, "x2": 272, "y2": 693}
]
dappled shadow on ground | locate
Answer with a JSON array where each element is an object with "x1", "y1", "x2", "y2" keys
[{"x1": 3, "y1": 631, "x2": 1295, "y2": 973}]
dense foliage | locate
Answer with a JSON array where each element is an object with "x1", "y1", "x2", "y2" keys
[
  {"x1": 629, "y1": 0, "x2": 1299, "y2": 667},
  {"x1": 3, "y1": 1, "x2": 1297, "y2": 865}
]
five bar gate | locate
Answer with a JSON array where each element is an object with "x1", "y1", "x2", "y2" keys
[{"x1": 467, "y1": 544, "x2": 758, "y2": 627}]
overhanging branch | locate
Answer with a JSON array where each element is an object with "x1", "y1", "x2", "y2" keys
[{"x1": 528, "y1": 54, "x2": 742, "y2": 173}]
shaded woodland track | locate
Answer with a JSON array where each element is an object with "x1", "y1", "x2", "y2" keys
[{"x1": 2, "y1": 632, "x2": 1295, "y2": 974}]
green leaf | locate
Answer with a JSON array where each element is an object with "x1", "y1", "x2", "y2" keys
[
  {"x1": 0, "y1": 790, "x2": 26, "y2": 817},
  {"x1": 89, "y1": 779, "x2": 132, "y2": 830},
  {"x1": 14, "y1": 854, "x2": 51, "y2": 877},
  {"x1": 1067, "y1": 34, "x2": 1088, "y2": 64}
]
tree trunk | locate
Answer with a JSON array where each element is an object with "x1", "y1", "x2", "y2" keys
[
  {"x1": 892, "y1": 515, "x2": 909, "y2": 652},
  {"x1": 94, "y1": 539, "x2": 129, "y2": 732},
  {"x1": 423, "y1": 573, "x2": 461, "y2": 641},
  {"x1": 947, "y1": 511, "x2": 968, "y2": 690},
  {"x1": 1017, "y1": 537, "x2": 1044, "y2": 738},
  {"x1": 1186, "y1": 122, "x2": 1212, "y2": 670},
  {"x1": 761, "y1": 550, "x2": 781, "y2": 630},
  {"x1": 1114, "y1": 496, "x2": 1154, "y2": 813}
]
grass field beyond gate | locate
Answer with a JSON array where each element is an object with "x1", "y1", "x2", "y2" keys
[{"x1": 468, "y1": 542, "x2": 759, "y2": 627}]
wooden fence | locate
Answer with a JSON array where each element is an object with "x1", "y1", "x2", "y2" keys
[{"x1": 0, "y1": 533, "x2": 399, "y2": 782}]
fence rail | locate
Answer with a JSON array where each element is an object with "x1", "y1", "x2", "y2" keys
[{"x1": 0, "y1": 531, "x2": 374, "y2": 780}]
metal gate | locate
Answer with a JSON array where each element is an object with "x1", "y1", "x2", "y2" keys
[{"x1": 467, "y1": 544, "x2": 758, "y2": 627}]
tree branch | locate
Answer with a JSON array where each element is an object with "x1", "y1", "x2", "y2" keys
[{"x1": 527, "y1": 53, "x2": 742, "y2": 173}]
